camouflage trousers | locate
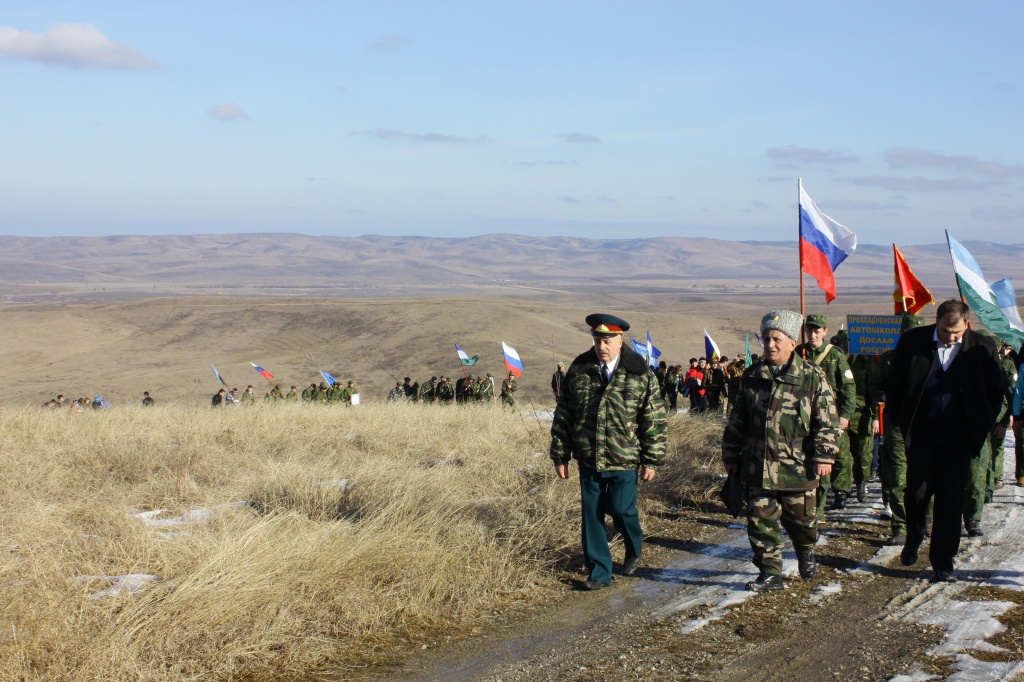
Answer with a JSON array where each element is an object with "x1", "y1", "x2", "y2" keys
[
  {"x1": 963, "y1": 439, "x2": 992, "y2": 523},
  {"x1": 816, "y1": 429, "x2": 851, "y2": 516},
  {"x1": 502, "y1": 395, "x2": 515, "y2": 408},
  {"x1": 846, "y1": 408, "x2": 874, "y2": 486},
  {"x1": 987, "y1": 431, "x2": 1007, "y2": 493},
  {"x1": 882, "y1": 427, "x2": 908, "y2": 535},
  {"x1": 747, "y1": 488, "x2": 818, "y2": 576}
]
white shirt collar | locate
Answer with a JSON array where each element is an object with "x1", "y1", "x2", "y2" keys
[
  {"x1": 601, "y1": 354, "x2": 620, "y2": 375},
  {"x1": 932, "y1": 329, "x2": 963, "y2": 370}
]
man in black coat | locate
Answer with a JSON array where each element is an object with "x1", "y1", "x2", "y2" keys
[{"x1": 886, "y1": 299, "x2": 1007, "y2": 582}]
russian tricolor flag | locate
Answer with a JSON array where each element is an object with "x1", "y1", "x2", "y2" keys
[
  {"x1": 502, "y1": 341, "x2": 524, "y2": 378},
  {"x1": 251, "y1": 363, "x2": 275, "y2": 380},
  {"x1": 799, "y1": 182, "x2": 857, "y2": 303}
]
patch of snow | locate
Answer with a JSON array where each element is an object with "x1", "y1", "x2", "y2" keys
[
  {"x1": 73, "y1": 573, "x2": 160, "y2": 599},
  {"x1": 809, "y1": 582, "x2": 842, "y2": 603},
  {"x1": 320, "y1": 478, "x2": 351, "y2": 490}
]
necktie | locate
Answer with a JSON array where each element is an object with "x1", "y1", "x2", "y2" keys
[{"x1": 602, "y1": 365, "x2": 611, "y2": 384}]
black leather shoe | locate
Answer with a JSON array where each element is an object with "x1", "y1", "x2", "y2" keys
[
  {"x1": 965, "y1": 520, "x2": 984, "y2": 537},
  {"x1": 856, "y1": 483, "x2": 868, "y2": 503},
  {"x1": 797, "y1": 551, "x2": 817, "y2": 580},
  {"x1": 622, "y1": 556, "x2": 641, "y2": 576},
  {"x1": 887, "y1": 533, "x2": 907, "y2": 546},
  {"x1": 932, "y1": 569, "x2": 957, "y2": 583},
  {"x1": 900, "y1": 543, "x2": 920, "y2": 566},
  {"x1": 829, "y1": 492, "x2": 847, "y2": 510},
  {"x1": 745, "y1": 573, "x2": 784, "y2": 592},
  {"x1": 583, "y1": 579, "x2": 608, "y2": 591}
]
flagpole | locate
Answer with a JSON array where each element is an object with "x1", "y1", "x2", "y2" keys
[
  {"x1": 945, "y1": 229, "x2": 971, "y2": 328},
  {"x1": 798, "y1": 178, "x2": 808, "y2": 354},
  {"x1": 798, "y1": 178, "x2": 805, "y2": 317}
]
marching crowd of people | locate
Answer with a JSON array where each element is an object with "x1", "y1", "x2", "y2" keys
[
  {"x1": 384, "y1": 372, "x2": 519, "y2": 407},
  {"x1": 548, "y1": 303, "x2": 1022, "y2": 591}
]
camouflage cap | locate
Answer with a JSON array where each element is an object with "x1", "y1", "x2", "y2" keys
[
  {"x1": 804, "y1": 313, "x2": 827, "y2": 329},
  {"x1": 761, "y1": 310, "x2": 804, "y2": 341},
  {"x1": 900, "y1": 313, "x2": 926, "y2": 333}
]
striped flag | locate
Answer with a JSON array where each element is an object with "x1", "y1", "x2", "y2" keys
[
  {"x1": 947, "y1": 231, "x2": 1024, "y2": 352},
  {"x1": 455, "y1": 344, "x2": 479, "y2": 366},
  {"x1": 704, "y1": 329, "x2": 721, "y2": 360},
  {"x1": 502, "y1": 341, "x2": 524, "y2": 378},
  {"x1": 799, "y1": 180, "x2": 857, "y2": 303},
  {"x1": 211, "y1": 364, "x2": 228, "y2": 388},
  {"x1": 251, "y1": 363, "x2": 275, "y2": 381}
]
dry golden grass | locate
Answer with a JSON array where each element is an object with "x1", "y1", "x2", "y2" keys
[{"x1": 0, "y1": 402, "x2": 723, "y2": 680}]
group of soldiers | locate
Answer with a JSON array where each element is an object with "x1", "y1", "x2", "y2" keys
[
  {"x1": 43, "y1": 394, "x2": 114, "y2": 411},
  {"x1": 789, "y1": 312, "x2": 1019, "y2": 546},
  {"x1": 386, "y1": 372, "x2": 519, "y2": 407},
  {"x1": 211, "y1": 380, "x2": 360, "y2": 407}
]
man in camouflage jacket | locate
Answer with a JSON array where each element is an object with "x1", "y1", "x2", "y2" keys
[
  {"x1": 796, "y1": 313, "x2": 856, "y2": 513},
  {"x1": 551, "y1": 313, "x2": 667, "y2": 590},
  {"x1": 723, "y1": 310, "x2": 840, "y2": 592}
]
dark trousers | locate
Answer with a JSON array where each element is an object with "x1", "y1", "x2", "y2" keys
[
  {"x1": 579, "y1": 466, "x2": 642, "y2": 585},
  {"x1": 904, "y1": 440, "x2": 972, "y2": 573}
]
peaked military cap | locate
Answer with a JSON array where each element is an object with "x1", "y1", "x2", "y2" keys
[
  {"x1": 805, "y1": 313, "x2": 828, "y2": 329},
  {"x1": 586, "y1": 313, "x2": 630, "y2": 337}
]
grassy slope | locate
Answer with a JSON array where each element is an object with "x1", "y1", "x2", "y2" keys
[{"x1": 0, "y1": 404, "x2": 722, "y2": 680}]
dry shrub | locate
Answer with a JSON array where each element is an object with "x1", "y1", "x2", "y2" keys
[{"x1": 0, "y1": 401, "x2": 721, "y2": 680}]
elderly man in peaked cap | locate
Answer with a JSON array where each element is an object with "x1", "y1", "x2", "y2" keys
[
  {"x1": 550, "y1": 313, "x2": 667, "y2": 590},
  {"x1": 723, "y1": 310, "x2": 840, "y2": 592}
]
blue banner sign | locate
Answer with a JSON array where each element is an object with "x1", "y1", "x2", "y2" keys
[{"x1": 847, "y1": 315, "x2": 903, "y2": 355}]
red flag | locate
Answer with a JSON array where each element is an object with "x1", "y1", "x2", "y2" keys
[{"x1": 893, "y1": 244, "x2": 934, "y2": 314}]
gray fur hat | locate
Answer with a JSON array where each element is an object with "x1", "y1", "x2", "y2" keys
[{"x1": 760, "y1": 310, "x2": 804, "y2": 341}]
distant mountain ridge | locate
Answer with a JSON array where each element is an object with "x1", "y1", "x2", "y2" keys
[{"x1": 0, "y1": 233, "x2": 1019, "y2": 304}]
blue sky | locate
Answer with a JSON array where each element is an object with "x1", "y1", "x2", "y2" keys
[{"x1": 2, "y1": 1, "x2": 1023, "y2": 244}]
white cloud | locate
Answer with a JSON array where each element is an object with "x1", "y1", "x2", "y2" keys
[
  {"x1": 766, "y1": 145, "x2": 859, "y2": 164},
  {"x1": 0, "y1": 23, "x2": 159, "y2": 70},
  {"x1": 971, "y1": 205, "x2": 1024, "y2": 223},
  {"x1": 845, "y1": 175, "x2": 995, "y2": 192},
  {"x1": 207, "y1": 103, "x2": 249, "y2": 122},
  {"x1": 559, "y1": 132, "x2": 602, "y2": 144},
  {"x1": 358, "y1": 128, "x2": 484, "y2": 143},
  {"x1": 368, "y1": 35, "x2": 409, "y2": 51},
  {"x1": 885, "y1": 147, "x2": 1024, "y2": 178}
]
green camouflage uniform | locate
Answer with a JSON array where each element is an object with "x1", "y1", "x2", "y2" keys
[
  {"x1": 436, "y1": 380, "x2": 454, "y2": 403},
  {"x1": 500, "y1": 376, "x2": 517, "y2": 407},
  {"x1": 796, "y1": 342, "x2": 855, "y2": 514},
  {"x1": 479, "y1": 376, "x2": 495, "y2": 402},
  {"x1": 420, "y1": 379, "x2": 436, "y2": 403},
  {"x1": 871, "y1": 348, "x2": 927, "y2": 537},
  {"x1": 847, "y1": 354, "x2": 878, "y2": 487},
  {"x1": 722, "y1": 356, "x2": 840, "y2": 576},
  {"x1": 315, "y1": 382, "x2": 329, "y2": 403},
  {"x1": 990, "y1": 355, "x2": 1018, "y2": 488},
  {"x1": 301, "y1": 384, "x2": 316, "y2": 402},
  {"x1": 964, "y1": 353, "x2": 1015, "y2": 520},
  {"x1": 551, "y1": 343, "x2": 667, "y2": 585}
]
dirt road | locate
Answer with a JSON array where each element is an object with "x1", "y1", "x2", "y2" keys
[{"x1": 362, "y1": 451, "x2": 1024, "y2": 682}]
